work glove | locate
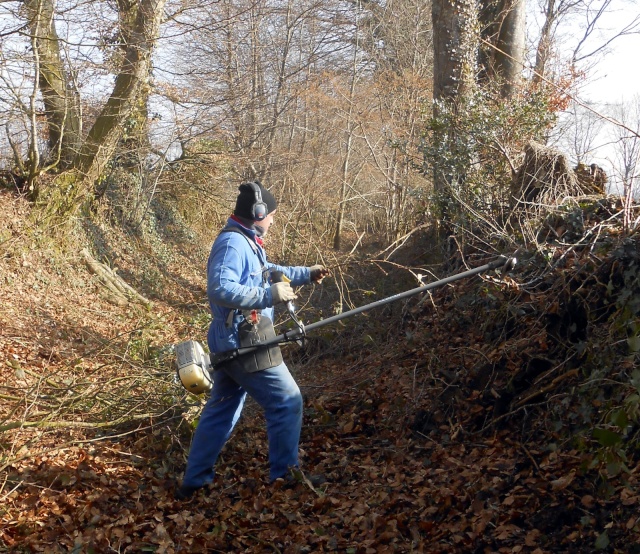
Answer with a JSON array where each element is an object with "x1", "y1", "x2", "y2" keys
[
  {"x1": 309, "y1": 265, "x2": 331, "y2": 283},
  {"x1": 270, "y1": 281, "x2": 297, "y2": 304}
]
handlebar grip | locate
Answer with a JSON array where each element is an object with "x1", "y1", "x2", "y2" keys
[
  {"x1": 271, "y1": 270, "x2": 290, "y2": 284},
  {"x1": 271, "y1": 270, "x2": 295, "y2": 312}
]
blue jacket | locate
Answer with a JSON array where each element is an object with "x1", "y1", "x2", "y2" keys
[{"x1": 206, "y1": 218, "x2": 310, "y2": 354}]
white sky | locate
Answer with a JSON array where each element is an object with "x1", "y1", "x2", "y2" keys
[
  {"x1": 566, "y1": 22, "x2": 640, "y2": 192},
  {"x1": 582, "y1": 33, "x2": 640, "y2": 105}
]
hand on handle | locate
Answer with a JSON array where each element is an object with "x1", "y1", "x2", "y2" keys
[
  {"x1": 309, "y1": 265, "x2": 331, "y2": 283},
  {"x1": 270, "y1": 281, "x2": 297, "y2": 305}
]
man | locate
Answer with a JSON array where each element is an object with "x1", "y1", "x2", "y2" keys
[{"x1": 176, "y1": 181, "x2": 330, "y2": 500}]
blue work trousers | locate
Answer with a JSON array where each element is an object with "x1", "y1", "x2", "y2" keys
[{"x1": 181, "y1": 360, "x2": 303, "y2": 488}]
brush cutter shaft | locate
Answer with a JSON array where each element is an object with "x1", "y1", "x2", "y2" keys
[
  {"x1": 305, "y1": 255, "x2": 515, "y2": 334},
  {"x1": 237, "y1": 255, "x2": 516, "y2": 353}
]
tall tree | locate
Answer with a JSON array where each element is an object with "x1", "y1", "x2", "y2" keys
[
  {"x1": 75, "y1": 0, "x2": 166, "y2": 186},
  {"x1": 479, "y1": 0, "x2": 526, "y2": 96},
  {"x1": 432, "y1": 0, "x2": 476, "y2": 103},
  {"x1": 431, "y1": 0, "x2": 477, "y2": 221},
  {"x1": 17, "y1": 0, "x2": 167, "y2": 204},
  {"x1": 358, "y1": 0, "x2": 433, "y2": 243},
  {"x1": 112, "y1": 0, "x2": 154, "y2": 168},
  {"x1": 24, "y1": 0, "x2": 81, "y2": 170}
]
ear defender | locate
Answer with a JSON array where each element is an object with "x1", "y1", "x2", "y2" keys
[{"x1": 245, "y1": 182, "x2": 268, "y2": 221}]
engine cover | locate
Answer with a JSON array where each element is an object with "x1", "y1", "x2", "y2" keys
[{"x1": 175, "y1": 340, "x2": 213, "y2": 394}]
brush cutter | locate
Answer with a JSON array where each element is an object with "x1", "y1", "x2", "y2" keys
[{"x1": 176, "y1": 255, "x2": 517, "y2": 394}]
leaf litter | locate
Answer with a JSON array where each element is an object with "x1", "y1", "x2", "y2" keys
[{"x1": 1, "y1": 189, "x2": 639, "y2": 553}]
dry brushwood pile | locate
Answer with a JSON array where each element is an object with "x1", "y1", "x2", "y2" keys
[
  {"x1": 512, "y1": 141, "x2": 605, "y2": 207},
  {"x1": 1, "y1": 188, "x2": 640, "y2": 554}
]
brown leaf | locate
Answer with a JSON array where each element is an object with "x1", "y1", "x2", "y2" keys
[
  {"x1": 550, "y1": 471, "x2": 575, "y2": 491},
  {"x1": 581, "y1": 494, "x2": 595, "y2": 508}
]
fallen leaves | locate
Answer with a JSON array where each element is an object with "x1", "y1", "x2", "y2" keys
[{"x1": 2, "y1": 190, "x2": 640, "y2": 553}]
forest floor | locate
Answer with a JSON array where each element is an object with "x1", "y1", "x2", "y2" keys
[{"x1": 1, "y1": 188, "x2": 639, "y2": 554}]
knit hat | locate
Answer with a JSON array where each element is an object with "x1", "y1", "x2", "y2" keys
[{"x1": 233, "y1": 181, "x2": 278, "y2": 221}]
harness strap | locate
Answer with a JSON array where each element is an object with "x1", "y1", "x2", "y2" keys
[
  {"x1": 218, "y1": 225, "x2": 268, "y2": 327},
  {"x1": 220, "y1": 225, "x2": 259, "y2": 255}
]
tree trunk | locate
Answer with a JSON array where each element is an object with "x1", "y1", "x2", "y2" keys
[
  {"x1": 478, "y1": 0, "x2": 525, "y2": 97},
  {"x1": 74, "y1": 0, "x2": 166, "y2": 187},
  {"x1": 333, "y1": 131, "x2": 352, "y2": 251},
  {"x1": 263, "y1": 0, "x2": 294, "y2": 175},
  {"x1": 533, "y1": 0, "x2": 555, "y2": 85},
  {"x1": 113, "y1": 0, "x2": 152, "y2": 168},
  {"x1": 432, "y1": 0, "x2": 476, "y2": 103},
  {"x1": 431, "y1": 0, "x2": 477, "y2": 217},
  {"x1": 332, "y1": 5, "x2": 361, "y2": 252},
  {"x1": 25, "y1": 0, "x2": 81, "y2": 169},
  {"x1": 494, "y1": 0, "x2": 525, "y2": 97}
]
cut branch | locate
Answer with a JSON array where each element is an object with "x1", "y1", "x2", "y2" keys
[{"x1": 80, "y1": 248, "x2": 152, "y2": 307}]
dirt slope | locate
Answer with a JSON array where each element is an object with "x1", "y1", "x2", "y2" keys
[{"x1": 1, "y1": 189, "x2": 639, "y2": 553}]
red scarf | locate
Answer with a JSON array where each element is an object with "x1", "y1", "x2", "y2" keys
[{"x1": 230, "y1": 215, "x2": 264, "y2": 247}]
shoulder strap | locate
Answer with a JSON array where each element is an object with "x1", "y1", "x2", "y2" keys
[
  {"x1": 220, "y1": 224, "x2": 269, "y2": 285},
  {"x1": 219, "y1": 225, "x2": 259, "y2": 255},
  {"x1": 218, "y1": 226, "x2": 270, "y2": 327}
]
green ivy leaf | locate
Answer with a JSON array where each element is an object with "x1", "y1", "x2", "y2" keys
[
  {"x1": 610, "y1": 409, "x2": 629, "y2": 430},
  {"x1": 594, "y1": 531, "x2": 609, "y2": 550},
  {"x1": 627, "y1": 334, "x2": 640, "y2": 353},
  {"x1": 593, "y1": 428, "x2": 622, "y2": 447},
  {"x1": 606, "y1": 461, "x2": 621, "y2": 477}
]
